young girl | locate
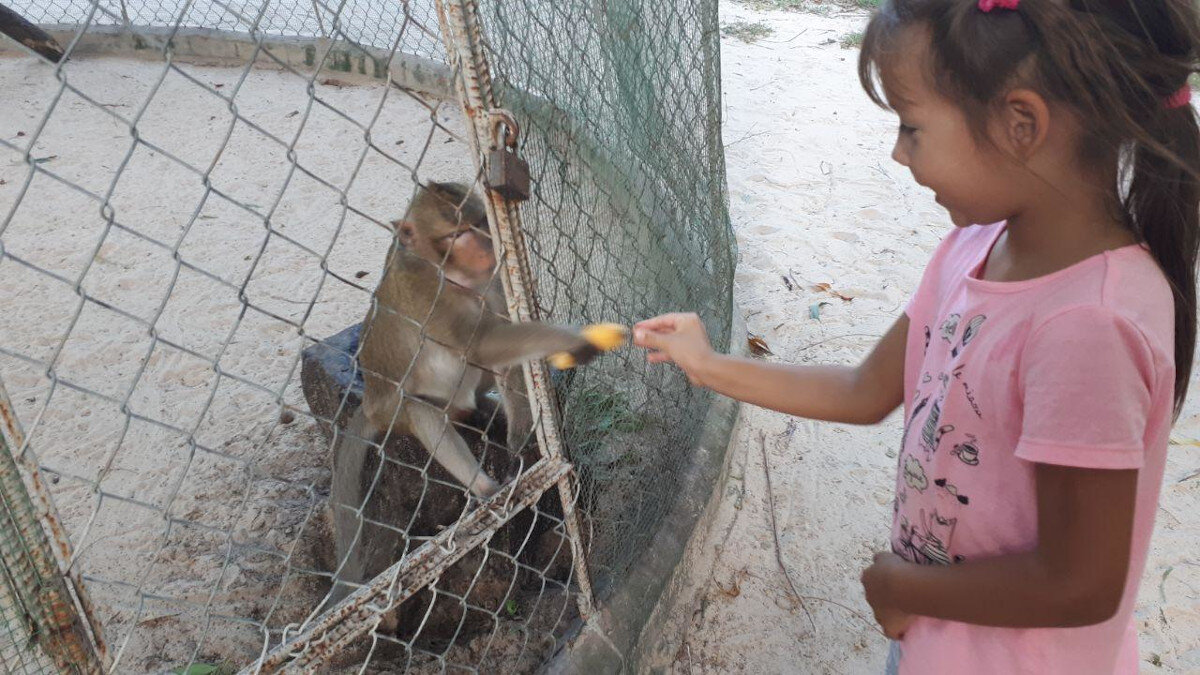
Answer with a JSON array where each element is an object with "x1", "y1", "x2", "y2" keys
[{"x1": 634, "y1": 1, "x2": 1200, "y2": 672}]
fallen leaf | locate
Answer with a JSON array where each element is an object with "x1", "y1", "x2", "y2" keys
[
  {"x1": 285, "y1": 110, "x2": 299, "y2": 118},
  {"x1": 809, "y1": 301, "x2": 831, "y2": 320},
  {"x1": 811, "y1": 282, "x2": 853, "y2": 302},
  {"x1": 716, "y1": 578, "x2": 741, "y2": 598},
  {"x1": 321, "y1": 77, "x2": 350, "y2": 87},
  {"x1": 0, "y1": 179, "x2": 6, "y2": 185},
  {"x1": 16, "y1": 131, "x2": 25, "y2": 137},
  {"x1": 748, "y1": 334, "x2": 773, "y2": 357},
  {"x1": 782, "y1": 275, "x2": 795, "y2": 291},
  {"x1": 212, "y1": 82, "x2": 225, "y2": 88},
  {"x1": 355, "y1": 270, "x2": 370, "y2": 279}
]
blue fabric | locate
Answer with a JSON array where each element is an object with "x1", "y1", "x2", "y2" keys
[{"x1": 884, "y1": 641, "x2": 902, "y2": 675}]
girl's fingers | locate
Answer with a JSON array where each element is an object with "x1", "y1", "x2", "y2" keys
[
  {"x1": 646, "y1": 351, "x2": 673, "y2": 364},
  {"x1": 634, "y1": 313, "x2": 692, "y2": 332}
]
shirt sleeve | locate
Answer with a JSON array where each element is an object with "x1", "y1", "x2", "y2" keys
[{"x1": 1014, "y1": 305, "x2": 1157, "y2": 470}]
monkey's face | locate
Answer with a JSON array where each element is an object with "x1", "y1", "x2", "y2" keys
[
  {"x1": 440, "y1": 222, "x2": 495, "y2": 287},
  {"x1": 398, "y1": 215, "x2": 495, "y2": 290}
]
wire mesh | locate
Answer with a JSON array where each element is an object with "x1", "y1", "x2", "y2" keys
[
  {"x1": 0, "y1": 0, "x2": 734, "y2": 670},
  {"x1": 476, "y1": 0, "x2": 735, "y2": 592}
]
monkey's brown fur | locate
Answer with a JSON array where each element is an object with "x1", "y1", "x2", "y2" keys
[{"x1": 328, "y1": 182, "x2": 593, "y2": 605}]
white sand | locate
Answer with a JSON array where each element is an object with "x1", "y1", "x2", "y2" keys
[{"x1": 642, "y1": 3, "x2": 1200, "y2": 673}]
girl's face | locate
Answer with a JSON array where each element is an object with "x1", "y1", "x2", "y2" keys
[{"x1": 881, "y1": 28, "x2": 1025, "y2": 228}]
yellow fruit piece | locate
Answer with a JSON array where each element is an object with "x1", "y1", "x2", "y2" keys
[
  {"x1": 548, "y1": 353, "x2": 577, "y2": 370},
  {"x1": 581, "y1": 323, "x2": 629, "y2": 351}
]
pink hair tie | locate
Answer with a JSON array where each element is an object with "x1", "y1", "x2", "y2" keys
[
  {"x1": 978, "y1": 0, "x2": 1019, "y2": 11},
  {"x1": 1166, "y1": 84, "x2": 1192, "y2": 110}
]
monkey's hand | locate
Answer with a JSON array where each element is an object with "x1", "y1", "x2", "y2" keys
[{"x1": 547, "y1": 323, "x2": 629, "y2": 370}]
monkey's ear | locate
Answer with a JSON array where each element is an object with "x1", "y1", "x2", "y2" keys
[{"x1": 395, "y1": 221, "x2": 417, "y2": 247}]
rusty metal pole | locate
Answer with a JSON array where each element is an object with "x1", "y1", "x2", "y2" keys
[
  {"x1": 0, "y1": 378, "x2": 105, "y2": 673},
  {"x1": 434, "y1": 0, "x2": 597, "y2": 619}
]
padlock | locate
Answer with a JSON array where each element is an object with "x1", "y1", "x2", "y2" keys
[{"x1": 486, "y1": 110, "x2": 531, "y2": 202}]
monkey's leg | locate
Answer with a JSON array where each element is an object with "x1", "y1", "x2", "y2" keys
[
  {"x1": 496, "y1": 366, "x2": 535, "y2": 456},
  {"x1": 328, "y1": 409, "x2": 397, "y2": 604},
  {"x1": 407, "y1": 404, "x2": 500, "y2": 498}
]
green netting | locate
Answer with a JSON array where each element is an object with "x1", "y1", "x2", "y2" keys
[{"x1": 478, "y1": 0, "x2": 735, "y2": 591}]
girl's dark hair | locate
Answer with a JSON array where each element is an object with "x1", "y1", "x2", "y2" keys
[{"x1": 860, "y1": 0, "x2": 1200, "y2": 414}]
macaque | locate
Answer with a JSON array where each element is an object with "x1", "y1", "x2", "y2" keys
[{"x1": 328, "y1": 181, "x2": 621, "y2": 603}]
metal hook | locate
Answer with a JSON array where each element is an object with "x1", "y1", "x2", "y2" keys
[{"x1": 488, "y1": 108, "x2": 520, "y2": 149}]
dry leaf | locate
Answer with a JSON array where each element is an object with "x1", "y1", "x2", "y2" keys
[
  {"x1": 321, "y1": 78, "x2": 350, "y2": 87},
  {"x1": 748, "y1": 334, "x2": 773, "y2": 357},
  {"x1": 355, "y1": 270, "x2": 370, "y2": 279},
  {"x1": 782, "y1": 275, "x2": 795, "y2": 291},
  {"x1": 716, "y1": 578, "x2": 742, "y2": 598},
  {"x1": 811, "y1": 282, "x2": 853, "y2": 302}
]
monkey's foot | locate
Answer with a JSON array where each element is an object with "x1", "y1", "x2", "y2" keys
[
  {"x1": 548, "y1": 323, "x2": 629, "y2": 370},
  {"x1": 469, "y1": 474, "x2": 501, "y2": 500}
]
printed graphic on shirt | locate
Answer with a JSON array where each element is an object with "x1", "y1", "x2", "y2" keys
[
  {"x1": 951, "y1": 435, "x2": 981, "y2": 466},
  {"x1": 896, "y1": 308, "x2": 990, "y2": 567},
  {"x1": 904, "y1": 455, "x2": 928, "y2": 492},
  {"x1": 939, "y1": 313, "x2": 961, "y2": 344},
  {"x1": 951, "y1": 314, "x2": 987, "y2": 358},
  {"x1": 896, "y1": 509, "x2": 965, "y2": 566},
  {"x1": 934, "y1": 477, "x2": 969, "y2": 505}
]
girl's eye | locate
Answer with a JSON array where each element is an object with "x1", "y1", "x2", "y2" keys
[{"x1": 899, "y1": 123, "x2": 918, "y2": 136}]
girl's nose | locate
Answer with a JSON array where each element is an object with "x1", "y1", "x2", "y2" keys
[{"x1": 891, "y1": 139, "x2": 909, "y2": 167}]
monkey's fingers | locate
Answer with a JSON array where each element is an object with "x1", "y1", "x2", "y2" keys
[{"x1": 548, "y1": 323, "x2": 629, "y2": 370}]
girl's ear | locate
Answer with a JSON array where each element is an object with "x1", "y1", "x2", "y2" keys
[{"x1": 998, "y1": 88, "x2": 1051, "y2": 160}]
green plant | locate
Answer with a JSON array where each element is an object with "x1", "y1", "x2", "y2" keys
[{"x1": 721, "y1": 20, "x2": 775, "y2": 43}]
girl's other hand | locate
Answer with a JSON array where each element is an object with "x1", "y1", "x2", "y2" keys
[
  {"x1": 633, "y1": 313, "x2": 716, "y2": 386},
  {"x1": 863, "y1": 551, "x2": 917, "y2": 640}
]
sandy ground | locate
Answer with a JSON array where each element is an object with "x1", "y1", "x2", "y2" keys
[{"x1": 640, "y1": 3, "x2": 1200, "y2": 674}]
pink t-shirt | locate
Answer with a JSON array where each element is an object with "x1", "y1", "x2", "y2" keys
[{"x1": 894, "y1": 223, "x2": 1175, "y2": 674}]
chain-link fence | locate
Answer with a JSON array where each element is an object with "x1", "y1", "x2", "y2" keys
[{"x1": 0, "y1": 0, "x2": 734, "y2": 671}]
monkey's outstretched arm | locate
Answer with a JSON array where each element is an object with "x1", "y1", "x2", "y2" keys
[{"x1": 471, "y1": 322, "x2": 627, "y2": 370}]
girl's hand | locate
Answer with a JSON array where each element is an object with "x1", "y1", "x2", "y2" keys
[
  {"x1": 863, "y1": 551, "x2": 916, "y2": 640},
  {"x1": 633, "y1": 313, "x2": 716, "y2": 386}
]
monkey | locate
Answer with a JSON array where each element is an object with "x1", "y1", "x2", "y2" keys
[{"x1": 327, "y1": 181, "x2": 622, "y2": 606}]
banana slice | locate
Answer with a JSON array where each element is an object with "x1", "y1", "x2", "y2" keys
[{"x1": 549, "y1": 323, "x2": 629, "y2": 370}]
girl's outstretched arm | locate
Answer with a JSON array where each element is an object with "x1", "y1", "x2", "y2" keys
[
  {"x1": 633, "y1": 312, "x2": 908, "y2": 425},
  {"x1": 863, "y1": 463, "x2": 1137, "y2": 630}
]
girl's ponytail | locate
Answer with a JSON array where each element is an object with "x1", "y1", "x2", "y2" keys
[{"x1": 1128, "y1": 101, "x2": 1200, "y2": 413}]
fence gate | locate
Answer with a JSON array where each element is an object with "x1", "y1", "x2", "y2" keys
[{"x1": 0, "y1": 0, "x2": 734, "y2": 671}]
